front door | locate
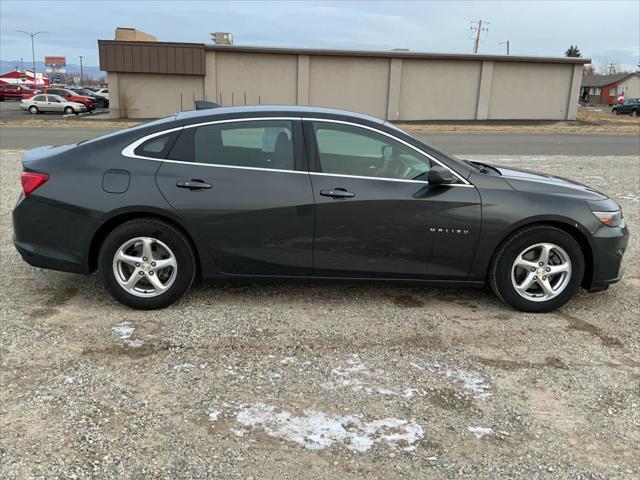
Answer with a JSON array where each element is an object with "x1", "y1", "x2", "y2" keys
[
  {"x1": 305, "y1": 120, "x2": 481, "y2": 279},
  {"x1": 155, "y1": 118, "x2": 315, "y2": 276}
]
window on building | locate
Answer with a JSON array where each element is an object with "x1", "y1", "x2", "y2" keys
[{"x1": 609, "y1": 88, "x2": 617, "y2": 96}]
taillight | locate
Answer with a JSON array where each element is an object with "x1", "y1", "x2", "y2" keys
[{"x1": 21, "y1": 172, "x2": 49, "y2": 197}]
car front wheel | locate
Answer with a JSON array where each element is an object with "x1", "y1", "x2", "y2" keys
[
  {"x1": 29, "y1": 105, "x2": 39, "y2": 114},
  {"x1": 64, "y1": 106, "x2": 75, "y2": 114},
  {"x1": 98, "y1": 219, "x2": 196, "y2": 309},
  {"x1": 489, "y1": 225, "x2": 585, "y2": 313}
]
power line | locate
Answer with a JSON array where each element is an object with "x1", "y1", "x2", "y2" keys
[{"x1": 470, "y1": 20, "x2": 489, "y2": 54}]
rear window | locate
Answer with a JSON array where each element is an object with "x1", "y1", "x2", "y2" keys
[{"x1": 134, "y1": 132, "x2": 177, "y2": 158}]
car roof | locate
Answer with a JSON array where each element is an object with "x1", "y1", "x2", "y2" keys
[{"x1": 175, "y1": 105, "x2": 385, "y2": 124}]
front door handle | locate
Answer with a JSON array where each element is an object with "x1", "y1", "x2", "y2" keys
[
  {"x1": 176, "y1": 179, "x2": 212, "y2": 190},
  {"x1": 320, "y1": 188, "x2": 355, "y2": 199}
]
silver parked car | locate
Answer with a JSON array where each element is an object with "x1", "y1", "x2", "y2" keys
[{"x1": 20, "y1": 94, "x2": 87, "y2": 115}]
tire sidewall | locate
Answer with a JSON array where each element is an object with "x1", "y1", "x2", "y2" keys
[
  {"x1": 29, "y1": 106, "x2": 38, "y2": 114},
  {"x1": 491, "y1": 227, "x2": 585, "y2": 313},
  {"x1": 98, "y1": 220, "x2": 195, "y2": 309}
]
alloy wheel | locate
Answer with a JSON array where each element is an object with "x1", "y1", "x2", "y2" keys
[
  {"x1": 112, "y1": 237, "x2": 177, "y2": 297},
  {"x1": 511, "y1": 242, "x2": 572, "y2": 302}
]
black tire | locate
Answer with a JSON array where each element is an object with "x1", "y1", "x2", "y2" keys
[
  {"x1": 98, "y1": 218, "x2": 196, "y2": 309},
  {"x1": 29, "y1": 105, "x2": 39, "y2": 114},
  {"x1": 631, "y1": 109, "x2": 639, "y2": 118},
  {"x1": 97, "y1": 99, "x2": 106, "y2": 108},
  {"x1": 489, "y1": 225, "x2": 585, "y2": 313},
  {"x1": 64, "y1": 106, "x2": 75, "y2": 115}
]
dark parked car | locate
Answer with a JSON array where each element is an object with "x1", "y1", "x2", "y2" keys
[
  {"x1": 612, "y1": 98, "x2": 640, "y2": 117},
  {"x1": 12, "y1": 106, "x2": 629, "y2": 311},
  {"x1": 71, "y1": 88, "x2": 109, "y2": 108}
]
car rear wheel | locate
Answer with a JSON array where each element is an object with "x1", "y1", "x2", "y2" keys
[
  {"x1": 632, "y1": 110, "x2": 639, "y2": 118},
  {"x1": 96, "y1": 99, "x2": 106, "y2": 108},
  {"x1": 29, "y1": 105, "x2": 39, "y2": 114},
  {"x1": 489, "y1": 225, "x2": 585, "y2": 313},
  {"x1": 98, "y1": 219, "x2": 196, "y2": 309},
  {"x1": 64, "y1": 106, "x2": 75, "y2": 114}
]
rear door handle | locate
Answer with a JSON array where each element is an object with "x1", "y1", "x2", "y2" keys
[
  {"x1": 320, "y1": 188, "x2": 355, "y2": 199},
  {"x1": 176, "y1": 179, "x2": 212, "y2": 190}
]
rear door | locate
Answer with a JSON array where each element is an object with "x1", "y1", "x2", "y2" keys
[
  {"x1": 305, "y1": 120, "x2": 481, "y2": 279},
  {"x1": 45, "y1": 95, "x2": 63, "y2": 112},
  {"x1": 153, "y1": 118, "x2": 315, "y2": 276}
]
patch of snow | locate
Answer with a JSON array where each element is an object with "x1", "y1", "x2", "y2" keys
[
  {"x1": 468, "y1": 426, "x2": 494, "y2": 438},
  {"x1": 446, "y1": 369, "x2": 492, "y2": 400},
  {"x1": 64, "y1": 376, "x2": 75, "y2": 384},
  {"x1": 280, "y1": 356, "x2": 297, "y2": 364},
  {"x1": 174, "y1": 363, "x2": 195, "y2": 370},
  {"x1": 112, "y1": 322, "x2": 144, "y2": 348},
  {"x1": 208, "y1": 410, "x2": 221, "y2": 422},
  {"x1": 403, "y1": 388, "x2": 426, "y2": 399},
  {"x1": 235, "y1": 403, "x2": 423, "y2": 452}
]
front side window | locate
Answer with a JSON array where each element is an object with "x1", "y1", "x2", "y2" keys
[
  {"x1": 312, "y1": 122, "x2": 431, "y2": 181},
  {"x1": 193, "y1": 120, "x2": 294, "y2": 170}
]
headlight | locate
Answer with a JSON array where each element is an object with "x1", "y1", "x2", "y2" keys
[{"x1": 593, "y1": 210, "x2": 622, "y2": 227}]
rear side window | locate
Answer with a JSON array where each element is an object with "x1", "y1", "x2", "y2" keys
[
  {"x1": 134, "y1": 132, "x2": 177, "y2": 159},
  {"x1": 32, "y1": 95, "x2": 46, "y2": 101},
  {"x1": 190, "y1": 120, "x2": 294, "y2": 170}
]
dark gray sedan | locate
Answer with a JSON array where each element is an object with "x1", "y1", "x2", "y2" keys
[{"x1": 12, "y1": 106, "x2": 629, "y2": 311}]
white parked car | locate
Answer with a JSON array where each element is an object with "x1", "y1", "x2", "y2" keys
[
  {"x1": 94, "y1": 88, "x2": 109, "y2": 100},
  {"x1": 20, "y1": 94, "x2": 87, "y2": 115}
]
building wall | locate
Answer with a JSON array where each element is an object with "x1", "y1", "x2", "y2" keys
[
  {"x1": 104, "y1": 44, "x2": 585, "y2": 121},
  {"x1": 109, "y1": 72, "x2": 204, "y2": 118},
  {"x1": 488, "y1": 63, "x2": 575, "y2": 119},
  {"x1": 308, "y1": 56, "x2": 391, "y2": 118},
  {"x1": 206, "y1": 51, "x2": 298, "y2": 106},
  {"x1": 398, "y1": 59, "x2": 482, "y2": 120},
  {"x1": 620, "y1": 75, "x2": 640, "y2": 98},
  {"x1": 600, "y1": 81, "x2": 620, "y2": 105}
]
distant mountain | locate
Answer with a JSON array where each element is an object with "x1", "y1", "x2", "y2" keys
[{"x1": 0, "y1": 60, "x2": 105, "y2": 79}]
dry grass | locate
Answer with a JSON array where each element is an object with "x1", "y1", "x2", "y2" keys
[{"x1": 1, "y1": 108, "x2": 638, "y2": 134}]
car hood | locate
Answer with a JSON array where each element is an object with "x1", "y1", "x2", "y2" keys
[{"x1": 493, "y1": 164, "x2": 609, "y2": 201}]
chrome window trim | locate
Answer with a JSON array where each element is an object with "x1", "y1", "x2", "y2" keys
[{"x1": 121, "y1": 116, "x2": 474, "y2": 187}]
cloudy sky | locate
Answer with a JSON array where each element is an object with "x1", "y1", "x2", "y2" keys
[{"x1": 1, "y1": 0, "x2": 638, "y2": 70}]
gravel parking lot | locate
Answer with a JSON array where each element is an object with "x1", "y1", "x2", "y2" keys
[{"x1": 1, "y1": 150, "x2": 638, "y2": 479}]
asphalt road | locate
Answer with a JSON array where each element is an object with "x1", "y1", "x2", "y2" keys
[{"x1": 1, "y1": 125, "x2": 638, "y2": 155}]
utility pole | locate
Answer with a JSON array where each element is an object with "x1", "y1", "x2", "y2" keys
[
  {"x1": 16, "y1": 31, "x2": 47, "y2": 85},
  {"x1": 470, "y1": 20, "x2": 489, "y2": 54},
  {"x1": 79, "y1": 56, "x2": 84, "y2": 86},
  {"x1": 499, "y1": 40, "x2": 510, "y2": 55}
]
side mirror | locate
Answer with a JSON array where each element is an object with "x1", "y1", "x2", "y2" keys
[{"x1": 428, "y1": 165, "x2": 458, "y2": 186}]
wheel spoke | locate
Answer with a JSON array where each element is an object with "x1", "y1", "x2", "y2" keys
[
  {"x1": 123, "y1": 268, "x2": 143, "y2": 290},
  {"x1": 515, "y1": 272, "x2": 537, "y2": 293},
  {"x1": 514, "y1": 254, "x2": 538, "y2": 271},
  {"x1": 538, "y1": 244, "x2": 553, "y2": 265},
  {"x1": 548, "y1": 263, "x2": 570, "y2": 275},
  {"x1": 141, "y1": 238, "x2": 155, "y2": 261},
  {"x1": 152, "y1": 257, "x2": 176, "y2": 271},
  {"x1": 539, "y1": 278, "x2": 555, "y2": 297},
  {"x1": 146, "y1": 272, "x2": 167, "y2": 292},
  {"x1": 116, "y1": 251, "x2": 141, "y2": 267}
]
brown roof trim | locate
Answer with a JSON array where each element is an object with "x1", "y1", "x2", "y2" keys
[
  {"x1": 98, "y1": 40, "x2": 205, "y2": 75},
  {"x1": 99, "y1": 39, "x2": 205, "y2": 48},
  {"x1": 205, "y1": 44, "x2": 591, "y2": 64}
]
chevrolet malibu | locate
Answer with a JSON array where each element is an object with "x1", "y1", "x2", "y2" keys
[{"x1": 12, "y1": 106, "x2": 629, "y2": 311}]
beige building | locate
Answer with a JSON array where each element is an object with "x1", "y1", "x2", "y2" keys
[{"x1": 98, "y1": 38, "x2": 589, "y2": 120}]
